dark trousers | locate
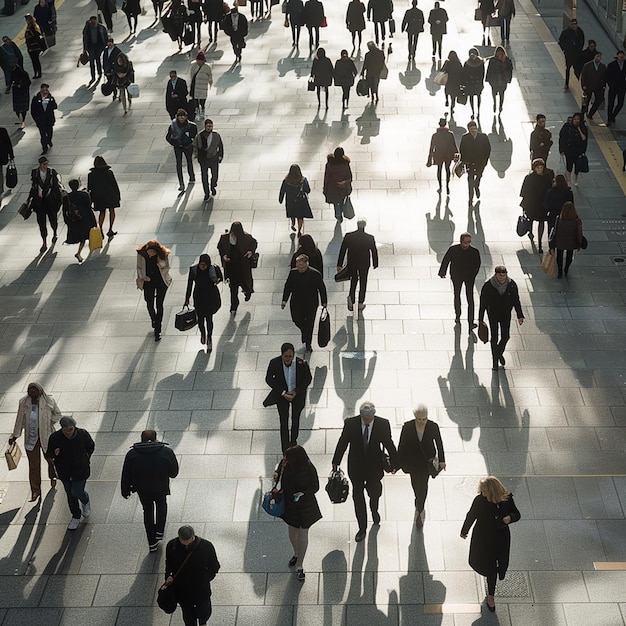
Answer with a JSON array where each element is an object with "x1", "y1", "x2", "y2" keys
[
  {"x1": 277, "y1": 394, "x2": 306, "y2": 452},
  {"x1": 143, "y1": 282, "x2": 168, "y2": 332},
  {"x1": 36, "y1": 122, "x2": 54, "y2": 151},
  {"x1": 231, "y1": 37, "x2": 245, "y2": 58},
  {"x1": 466, "y1": 164, "x2": 485, "y2": 202},
  {"x1": 366, "y1": 75, "x2": 380, "y2": 99},
  {"x1": 487, "y1": 573, "x2": 497, "y2": 595},
  {"x1": 138, "y1": 492, "x2": 167, "y2": 544},
  {"x1": 451, "y1": 276, "x2": 475, "y2": 323},
  {"x1": 25, "y1": 439, "x2": 56, "y2": 496},
  {"x1": 86, "y1": 47, "x2": 103, "y2": 78},
  {"x1": 62, "y1": 478, "x2": 89, "y2": 519},
  {"x1": 341, "y1": 85, "x2": 351, "y2": 103},
  {"x1": 199, "y1": 158, "x2": 219, "y2": 195},
  {"x1": 374, "y1": 21, "x2": 386, "y2": 43},
  {"x1": 556, "y1": 248, "x2": 574, "y2": 275},
  {"x1": 409, "y1": 468, "x2": 429, "y2": 512},
  {"x1": 179, "y1": 595, "x2": 212, "y2": 626},
  {"x1": 407, "y1": 33, "x2": 418, "y2": 58},
  {"x1": 228, "y1": 276, "x2": 250, "y2": 311},
  {"x1": 583, "y1": 88, "x2": 604, "y2": 117},
  {"x1": 500, "y1": 15, "x2": 512, "y2": 41},
  {"x1": 28, "y1": 50, "x2": 41, "y2": 77},
  {"x1": 207, "y1": 20, "x2": 218, "y2": 41},
  {"x1": 349, "y1": 265, "x2": 370, "y2": 304},
  {"x1": 307, "y1": 26, "x2": 319, "y2": 48},
  {"x1": 292, "y1": 306, "x2": 316, "y2": 346},
  {"x1": 488, "y1": 313, "x2": 511, "y2": 366},
  {"x1": 436, "y1": 161, "x2": 451, "y2": 187},
  {"x1": 564, "y1": 60, "x2": 574, "y2": 86},
  {"x1": 35, "y1": 204, "x2": 58, "y2": 240},
  {"x1": 174, "y1": 146, "x2": 195, "y2": 186},
  {"x1": 100, "y1": 6, "x2": 113, "y2": 29},
  {"x1": 607, "y1": 87, "x2": 626, "y2": 122},
  {"x1": 290, "y1": 22, "x2": 301, "y2": 44},
  {"x1": 349, "y1": 471, "x2": 382, "y2": 531},
  {"x1": 431, "y1": 34, "x2": 442, "y2": 58},
  {"x1": 197, "y1": 310, "x2": 214, "y2": 339}
]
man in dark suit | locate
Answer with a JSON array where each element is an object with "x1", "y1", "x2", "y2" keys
[
  {"x1": 459, "y1": 121, "x2": 491, "y2": 206},
  {"x1": 281, "y1": 254, "x2": 327, "y2": 353},
  {"x1": 165, "y1": 70, "x2": 188, "y2": 120},
  {"x1": 337, "y1": 217, "x2": 378, "y2": 313},
  {"x1": 102, "y1": 38, "x2": 121, "y2": 99},
  {"x1": 82, "y1": 15, "x2": 108, "y2": 82},
  {"x1": 221, "y1": 6, "x2": 248, "y2": 63},
  {"x1": 332, "y1": 401, "x2": 398, "y2": 542},
  {"x1": 580, "y1": 50, "x2": 607, "y2": 120},
  {"x1": 264, "y1": 342, "x2": 313, "y2": 452},
  {"x1": 606, "y1": 50, "x2": 626, "y2": 126},
  {"x1": 438, "y1": 232, "x2": 481, "y2": 331},
  {"x1": 30, "y1": 83, "x2": 57, "y2": 155}
]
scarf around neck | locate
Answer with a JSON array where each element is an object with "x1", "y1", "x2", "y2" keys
[{"x1": 490, "y1": 275, "x2": 510, "y2": 295}]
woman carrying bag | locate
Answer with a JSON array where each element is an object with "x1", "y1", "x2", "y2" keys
[{"x1": 279, "y1": 164, "x2": 312, "y2": 237}]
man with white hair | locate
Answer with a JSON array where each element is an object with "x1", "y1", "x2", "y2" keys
[
  {"x1": 337, "y1": 217, "x2": 378, "y2": 313},
  {"x1": 332, "y1": 401, "x2": 398, "y2": 542}
]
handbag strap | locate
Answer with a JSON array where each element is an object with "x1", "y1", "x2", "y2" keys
[{"x1": 170, "y1": 543, "x2": 198, "y2": 583}]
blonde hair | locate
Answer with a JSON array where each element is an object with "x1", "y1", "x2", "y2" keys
[{"x1": 478, "y1": 476, "x2": 509, "y2": 503}]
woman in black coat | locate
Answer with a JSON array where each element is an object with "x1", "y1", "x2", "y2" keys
[
  {"x1": 286, "y1": 0, "x2": 304, "y2": 47},
  {"x1": 519, "y1": 158, "x2": 553, "y2": 253},
  {"x1": 462, "y1": 48, "x2": 485, "y2": 119},
  {"x1": 551, "y1": 201, "x2": 583, "y2": 279},
  {"x1": 461, "y1": 476, "x2": 520, "y2": 612},
  {"x1": 334, "y1": 49, "x2": 358, "y2": 108},
  {"x1": 277, "y1": 445, "x2": 322, "y2": 582},
  {"x1": 184, "y1": 253, "x2": 222, "y2": 349},
  {"x1": 279, "y1": 164, "x2": 312, "y2": 237},
  {"x1": 87, "y1": 155, "x2": 121, "y2": 240},
  {"x1": 441, "y1": 50, "x2": 463, "y2": 114},
  {"x1": 290, "y1": 234, "x2": 323, "y2": 274},
  {"x1": 428, "y1": 118, "x2": 458, "y2": 194},
  {"x1": 543, "y1": 173, "x2": 573, "y2": 234},
  {"x1": 345, "y1": 0, "x2": 366, "y2": 48},
  {"x1": 11, "y1": 65, "x2": 30, "y2": 129},
  {"x1": 64, "y1": 179, "x2": 97, "y2": 264},
  {"x1": 398, "y1": 404, "x2": 445, "y2": 527},
  {"x1": 558, "y1": 112, "x2": 588, "y2": 185},
  {"x1": 122, "y1": 0, "x2": 142, "y2": 34},
  {"x1": 310, "y1": 47, "x2": 333, "y2": 109}
]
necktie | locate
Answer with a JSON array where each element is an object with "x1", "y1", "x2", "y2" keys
[{"x1": 363, "y1": 424, "x2": 369, "y2": 449}]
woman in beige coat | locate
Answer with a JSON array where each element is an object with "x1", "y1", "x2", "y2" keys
[
  {"x1": 10, "y1": 382, "x2": 61, "y2": 501},
  {"x1": 189, "y1": 51, "x2": 213, "y2": 117}
]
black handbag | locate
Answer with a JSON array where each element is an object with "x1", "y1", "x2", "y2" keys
[
  {"x1": 317, "y1": 307, "x2": 330, "y2": 347},
  {"x1": 356, "y1": 78, "x2": 368, "y2": 96},
  {"x1": 249, "y1": 252, "x2": 259, "y2": 268},
  {"x1": 342, "y1": 196, "x2": 355, "y2": 219},
  {"x1": 307, "y1": 77, "x2": 315, "y2": 92},
  {"x1": 576, "y1": 153, "x2": 589, "y2": 173},
  {"x1": 18, "y1": 200, "x2": 33, "y2": 220},
  {"x1": 417, "y1": 437, "x2": 442, "y2": 478},
  {"x1": 5, "y1": 159, "x2": 17, "y2": 188},
  {"x1": 581, "y1": 235, "x2": 588, "y2": 249},
  {"x1": 174, "y1": 306, "x2": 197, "y2": 331},
  {"x1": 183, "y1": 23, "x2": 195, "y2": 45},
  {"x1": 101, "y1": 81, "x2": 114, "y2": 96},
  {"x1": 325, "y1": 468, "x2": 349, "y2": 503},
  {"x1": 157, "y1": 544, "x2": 197, "y2": 614},
  {"x1": 334, "y1": 266, "x2": 351, "y2": 282},
  {"x1": 516, "y1": 214, "x2": 531, "y2": 237}
]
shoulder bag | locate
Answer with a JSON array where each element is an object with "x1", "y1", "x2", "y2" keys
[
  {"x1": 417, "y1": 433, "x2": 441, "y2": 478},
  {"x1": 6, "y1": 159, "x2": 17, "y2": 188},
  {"x1": 157, "y1": 545, "x2": 197, "y2": 614},
  {"x1": 249, "y1": 252, "x2": 259, "y2": 268},
  {"x1": 433, "y1": 70, "x2": 448, "y2": 86},
  {"x1": 262, "y1": 464, "x2": 285, "y2": 517},
  {"x1": 317, "y1": 306, "x2": 330, "y2": 347}
]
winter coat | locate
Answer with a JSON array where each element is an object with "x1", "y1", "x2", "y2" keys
[
  {"x1": 367, "y1": 0, "x2": 393, "y2": 23},
  {"x1": 543, "y1": 186, "x2": 573, "y2": 230},
  {"x1": 46, "y1": 428, "x2": 95, "y2": 482},
  {"x1": 11, "y1": 66, "x2": 30, "y2": 114},
  {"x1": 185, "y1": 262, "x2": 222, "y2": 315},
  {"x1": 558, "y1": 26, "x2": 585, "y2": 64},
  {"x1": 87, "y1": 167, "x2": 121, "y2": 210},
  {"x1": 428, "y1": 6, "x2": 447, "y2": 36},
  {"x1": 0, "y1": 41, "x2": 23, "y2": 74},
  {"x1": 529, "y1": 126, "x2": 553, "y2": 161},
  {"x1": 121, "y1": 441, "x2": 179, "y2": 497},
  {"x1": 362, "y1": 47, "x2": 385, "y2": 78},
  {"x1": 485, "y1": 53, "x2": 513, "y2": 91},
  {"x1": 519, "y1": 170, "x2": 553, "y2": 221},
  {"x1": 311, "y1": 56, "x2": 333, "y2": 87},
  {"x1": 401, "y1": 7, "x2": 424, "y2": 34},
  {"x1": 34, "y1": 3, "x2": 55, "y2": 35},
  {"x1": 279, "y1": 178, "x2": 311, "y2": 218},
  {"x1": 64, "y1": 190, "x2": 97, "y2": 244},
  {"x1": 459, "y1": 132, "x2": 491, "y2": 167},
  {"x1": 558, "y1": 120, "x2": 588, "y2": 159},
  {"x1": 428, "y1": 127, "x2": 457, "y2": 165},
  {"x1": 122, "y1": 0, "x2": 142, "y2": 17},
  {"x1": 461, "y1": 493, "x2": 520, "y2": 579},
  {"x1": 302, "y1": 0, "x2": 324, "y2": 28},
  {"x1": 479, "y1": 278, "x2": 524, "y2": 322},
  {"x1": 398, "y1": 419, "x2": 445, "y2": 474},
  {"x1": 442, "y1": 57, "x2": 463, "y2": 98},
  {"x1": 286, "y1": 0, "x2": 304, "y2": 25},
  {"x1": 554, "y1": 216, "x2": 583, "y2": 250},
  {"x1": 478, "y1": 0, "x2": 494, "y2": 19},
  {"x1": 279, "y1": 460, "x2": 323, "y2": 529},
  {"x1": 438, "y1": 243, "x2": 481, "y2": 281},
  {"x1": 166, "y1": 118, "x2": 198, "y2": 150},
  {"x1": 345, "y1": 0, "x2": 365, "y2": 32},
  {"x1": 580, "y1": 60, "x2": 606, "y2": 92},
  {"x1": 217, "y1": 230, "x2": 257, "y2": 292},
  {"x1": 189, "y1": 62, "x2": 213, "y2": 99},
  {"x1": 165, "y1": 537, "x2": 220, "y2": 602},
  {"x1": 334, "y1": 57, "x2": 358, "y2": 87},
  {"x1": 462, "y1": 57, "x2": 485, "y2": 96},
  {"x1": 203, "y1": 0, "x2": 225, "y2": 22},
  {"x1": 25, "y1": 25, "x2": 44, "y2": 54},
  {"x1": 323, "y1": 155, "x2": 352, "y2": 203},
  {"x1": 496, "y1": 0, "x2": 515, "y2": 19},
  {"x1": 30, "y1": 91, "x2": 57, "y2": 128}
]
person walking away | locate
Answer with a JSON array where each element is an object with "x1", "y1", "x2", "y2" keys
[
  {"x1": 478, "y1": 0, "x2": 494, "y2": 45},
  {"x1": 188, "y1": 0, "x2": 203, "y2": 45},
  {"x1": 29, "y1": 155, "x2": 61, "y2": 252},
  {"x1": 96, "y1": 0, "x2": 116, "y2": 32},
  {"x1": 495, "y1": 0, "x2": 514, "y2": 46},
  {"x1": 166, "y1": 109, "x2": 197, "y2": 192},
  {"x1": 580, "y1": 50, "x2": 606, "y2": 120},
  {"x1": 462, "y1": 48, "x2": 485, "y2": 119},
  {"x1": 478, "y1": 266, "x2": 524, "y2": 371},
  {"x1": 337, "y1": 217, "x2": 378, "y2": 312},
  {"x1": 361, "y1": 40, "x2": 385, "y2": 101},
  {"x1": 204, "y1": 0, "x2": 224, "y2": 43},
  {"x1": 184, "y1": 253, "x2": 222, "y2": 348},
  {"x1": 529, "y1": 114, "x2": 552, "y2": 163},
  {"x1": 277, "y1": 445, "x2": 322, "y2": 582},
  {"x1": 279, "y1": 164, "x2": 312, "y2": 237},
  {"x1": 543, "y1": 173, "x2": 573, "y2": 234},
  {"x1": 10, "y1": 382, "x2": 61, "y2": 502},
  {"x1": 286, "y1": 0, "x2": 304, "y2": 47},
  {"x1": 0, "y1": 36, "x2": 24, "y2": 94},
  {"x1": 334, "y1": 49, "x2": 358, "y2": 109},
  {"x1": 310, "y1": 47, "x2": 333, "y2": 109},
  {"x1": 550, "y1": 201, "x2": 583, "y2": 279},
  {"x1": 461, "y1": 476, "x2": 521, "y2": 612},
  {"x1": 46, "y1": 416, "x2": 95, "y2": 530},
  {"x1": 0, "y1": 126, "x2": 14, "y2": 194},
  {"x1": 459, "y1": 121, "x2": 491, "y2": 205},
  {"x1": 82, "y1": 15, "x2": 108, "y2": 82},
  {"x1": 302, "y1": 0, "x2": 324, "y2": 50},
  {"x1": 485, "y1": 45, "x2": 512, "y2": 114},
  {"x1": 558, "y1": 18, "x2": 585, "y2": 90},
  {"x1": 193, "y1": 118, "x2": 223, "y2": 201},
  {"x1": 189, "y1": 51, "x2": 212, "y2": 116},
  {"x1": 136, "y1": 239, "x2": 173, "y2": 341},
  {"x1": 367, "y1": 0, "x2": 393, "y2": 47},
  {"x1": 441, "y1": 50, "x2": 462, "y2": 114},
  {"x1": 345, "y1": 0, "x2": 366, "y2": 50},
  {"x1": 168, "y1": 0, "x2": 188, "y2": 52},
  {"x1": 401, "y1": 0, "x2": 423, "y2": 61},
  {"x1": 398, "y1": 404, "x2": 445, "y2": 526},
  {"x1": 121, "y1": 429, "x2": 179, "y2": 551},
  {"x1": 24, "y1": 15, "x2": 44, "y2": 80},
  {"x1": 64, "y1": 179, "x2": 97, "y2": 264},
  {"x1": 11, "y1": 66, "x2": 30, "y2": 130},
  {"x1": 427, "y1": 117, "x2": 457, "y2": 194},
  {"x1": 323, "y1": 146, "x2": 353, "y2": 222},
  {"x1": 605, "y1": 49, "x2": 626, "y2": 126},
  {"x1": 428, "y1": 1, "x2": 447, "y2": 60},
  {"x1": 264, "y1": 344, "x2": 313, "y2": 451},
  {"x1": 217, "y1": 221, "x2": 257, "y2": 313},
  {"x1": 438, "y1": 232, "x2": 481, "y2": 329},
  {"x1": 88, "y1": 155, "x2": 121, "y2": 240}
]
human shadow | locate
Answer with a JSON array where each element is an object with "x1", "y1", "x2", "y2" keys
[
  {"x1": 301, "y1": 109, "x2": 330, "y2": 154},
  {"x1": 213, "y1": 64, "x2": 244, "y2": 94},
  {"x1": 467, "y1": 201, "x2": 493, "y2": 273},
  {"x1": 424, "y1": 59, "x2": 443, "y2": 96},
  {"x1": 355, "y1": 103, "x2": 380, "y2": 144},
  {"x1": 426, "y1": 195, "x2": 455, "y2": 263},
  {"x1": 246, "y1": 18, "x2": 272, "y2": 40},
  {"x1": 277, "y1": 47, "x2": 309, "y2": 78},
  {"x1": 321, "y1": 549, "x2": 347, "y2": 625},
  {"x1": 58, "y1": 85, "x2": 97, "y2": 118},
  {"x1": 329, "y1": 113, "x2": 354, "y2": 145},
  {"x1": 488, "y1": 115, "x2": 512, "y2": 179},
  {"x1": 398, "y1": 59, "x2": 421, "y2": 90}
]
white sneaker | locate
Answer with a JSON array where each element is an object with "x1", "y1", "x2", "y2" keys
[
  {"x1": 347, "y1": 296, "x2": 354, "y2": 311},
  {"x1": 82, "y1": 501, "x2": 91, "y2": 518},
  {"x1": 68, "y1": 517, "x2": 80, "y2": 530}
]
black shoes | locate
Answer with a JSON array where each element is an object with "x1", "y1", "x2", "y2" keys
[
  {"x1": 288, "y1": 555, "x2": 297, "y2": 567},
  {"x1": 154, "y1": 331, "x2": 162, "y2": 341},
  {"x1": 498, "y1": 354, "x2": 505, "y2": 366},
  {"x1": 296, "y1": 569, "x2": 305, "y2": 582},
  {"x1": 211, "y1": 187, "x2": 217, "y2": 196},
  {"x1": 355, "y1": 529, "x2": 366, "y2": 542},
  {"x1": 244, "y1": 292, "x2": 251, "y2": 302}
]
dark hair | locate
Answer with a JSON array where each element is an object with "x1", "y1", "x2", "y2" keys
[
  {"x1": 316, "y1": 47, "x2": 326, "y2": 59},
  {"x1": 333, "y1": 147, "x2": 345, "y2": 159},
  {"x1": 554, "y1": 174, "x2": 569, "y2": 193},
  {"x1": 285, "y1": 164, "x2": 303, "y2": 185},
  {"x1": 560, "y1": 201, "x2": 579, "y2": 220},
  {"x1": 294, "y1": 234, "x2": 318, "y2": 258},
  {"x1": 284, "y1": 444, "x2": 309, "y2": 470},
  {"x1": 571, "y1": 112, "x2": 582, "y2": 123},
  {"x1": 230, "y1": 221, "x2": 245, "y2": 238},
  {"x1": 536, "y1": 113, "x2": 546, "y2": 121},
  {"x1": 178, "y1": 525, "x2": 195, "y2": 540},
  {"x1": 281, "y1": 342, "x2": 295, "y2": 354},
  {"x1": 94, "y1": 155, "x2": 108, "y2": 168},
  {"x1": 447, "y1": 50, "x2": 460, "y2": 64},
  {"x1": 68, "y1": 179, "x2": 80, "y2": 191},
  {"x1": 141, "y1": 429, "x2": 157, "y2": 442},
  {"x1": 199, "y1": 253, "x2": 211, "y2": 265}
]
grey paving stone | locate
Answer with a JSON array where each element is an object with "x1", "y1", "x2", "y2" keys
[
  {"x1": 92, "y1": 573, "x2": 159, "y2": 607},
  {"x1": 59, "y1": 608, "x2": 120, "y2": 625},
  {"x1": 1, "y1": 608, "x2": 63, "y2": 626}
]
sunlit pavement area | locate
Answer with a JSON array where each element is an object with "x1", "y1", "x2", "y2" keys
[{"x1": 0, "y1": 0, "x2": 625, "y2": 623}]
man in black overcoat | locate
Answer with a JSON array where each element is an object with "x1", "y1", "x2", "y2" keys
[
  {"x1": 332, "y1": 401, "x2": 399, "y2": 542},
  {"x1": 221, "y1": 6, "x2": 248, "y2": 62},
  {"x1": 165, "y1": 70, "x2": 189, "y2": 120},
  {"x1": 264, "y1": 342, "x2": 313, "y2": 452},
  {"x1": 30, "y1": 83, "x2": 57, "y2": 155}
]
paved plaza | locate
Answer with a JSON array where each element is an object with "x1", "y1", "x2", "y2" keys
[{"x1": 0, "y1": 0, "x2": 625, "y2": 623}]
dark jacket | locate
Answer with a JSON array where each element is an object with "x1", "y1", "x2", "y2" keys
[
  {"x1": 264, "y1": 355, "x2": 312, "y2": 407},
  {"x1": 282, "y1": 267, "x2": 328, "y2": 317},
  {"x1": 334, "y1": 57, "x2": 358, "y2": 87},
  {"x1": 286, "y1": 0, "x2": 304, "y2": 25},
  {"x1": 332, "y1": 415, "x2": 399, "y2": 479},
  {"x1": 529, "y1": 126, "x2": 553, "y2": 161},
  {"x1": 398, "y1": 419, "x2": 445, "y2": 474},
  {"x1": 0, "y1": 41, "x2": 23, "y2": 74},
  {"x1": 29, "y1": 166, "x2": 62, "y2": 211},
  {"x1": 279, "y1": 178, "x2": 311, "y2": 217},
  {"x1": 338, "y1": 228, "x2": 378, "y2": 269},
  {"x1": 478, "y1": 0, "x2": 494, "y2": 18},
  {"x1": 311, "y1": 56, "x2": 334, "y2": 87},
  {"x1": 438, "y1": 243, "x2": 481, "y2": 281},
  {"x1": 428, "y1": 7, "x2": 447, "y2": 36},
  {"x1": 580, "y1": 59, "x2": 606, "y2": 92},
  {"x1": 485, "y1": 53, "x2": 513, "y2": 91},
  {"x1": 323, "y1": 155, "x2": 352, "y2": 203},
  {"x1": 459, "y1": 132, "x2": 491, "y2": 167},
  {"x1": 217, "y1": 230, "x2": 257, "y2": 291},
  {"x1": 558, "y1": 26, "x2": 585, "y2": 64},
  {"x1": 221, "y1": 11, "x2": 249, "y2": 39},
  {"x1": 574, "y1": 45, "x2": 597, "y2": 77},
  {"x1": 429, "y1": 126, "x2": 458, "y2": 165},
  {"x1": 479, "y1": 278, "x2": 524, "y2": 322},
  {"x1": 25, "y1": 26, "x2": 44, "y2": 54},
  {"x1": 34, "y1": 3, "x2": 55, "y2": 35},
  {"x1": 30, "y1": 91, "x2": 57, "y2": 127},
  {"x1": 64, "y1": 189, "x2": 97, "y2": 244},
  {"x1": 605, "y1": 58, "x2": 626, "y2": 91},
  {"x1": 519, "y1": 170, "x2": 553, "y2": 221},
  {"x1": 204, "y1": 0, "x2": 225, "y2": 22},
  {"x1": 279, "y1": 459, "x2": 322, "y2": 529},
  {"x1": 46, "y1": 427, "x2": 95, "y2": 482},
  {"x1": 121, "y1": 441, "x2": 179, "y2": 497},
  {"x1": 442, "y1": 57, "x2": 463, "y2": 98},
  {"x1": 82, "y1": 21, "x2": 108, "y2": 51},
  {"x1": 496, "y1": 0, "x2": 515, "y2": 18},
  {"x1": 368, "y1": 0, "x2": 393, "y2": 22},
  {"x1": 346, "y1": 0, "x2": 366, "y2": 32},
  {"x1": 558, "y1": 119, "x2": 587, "y2": 158},
  {"x1": 543, "y1": 186, "x2": 573, "y2": 230},
  {"x1": 462, "y1": 57, "x2": 485, "y2": 96},
  {"x1": 362, "y1": 46, "x2": 385, "y2": 78},
  {"x1": 401, "y1": 7, "x2": 424, "y2": 34},
  {"x1": 302, "y1": 0, "x2": 324, "y2": 27},
  {"x1": 461, "y1": 493, "x2": 521, "y2": 578},
  {"x1": 185, "y1": 263, "x2": 222, "y2": 315},
  {"x1": 165, "y1": 537, "x2": 220, "y2": 602},
  {"x1": 11, "y1": 66, "x2": 30, "y2": 115},
  {"x1": 0, "y1": 127, "x2": 14, "y2": 165},
  {"x1": 87, "y1": 166, "x2": 121, "y2": 210},
  {"x1": 166, "y1": 118, "x2": 198, "y2": 150},
  {"x1": 553, "y1": 216, "x2": 583, "y2": 251},
  {"x1": 102, "y1": 45, "x2": 122, "y2": 75}
]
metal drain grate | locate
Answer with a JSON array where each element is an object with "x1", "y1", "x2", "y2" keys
[{"x1": 484, "y1": 571, "x2": 531, "y2": 598}]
